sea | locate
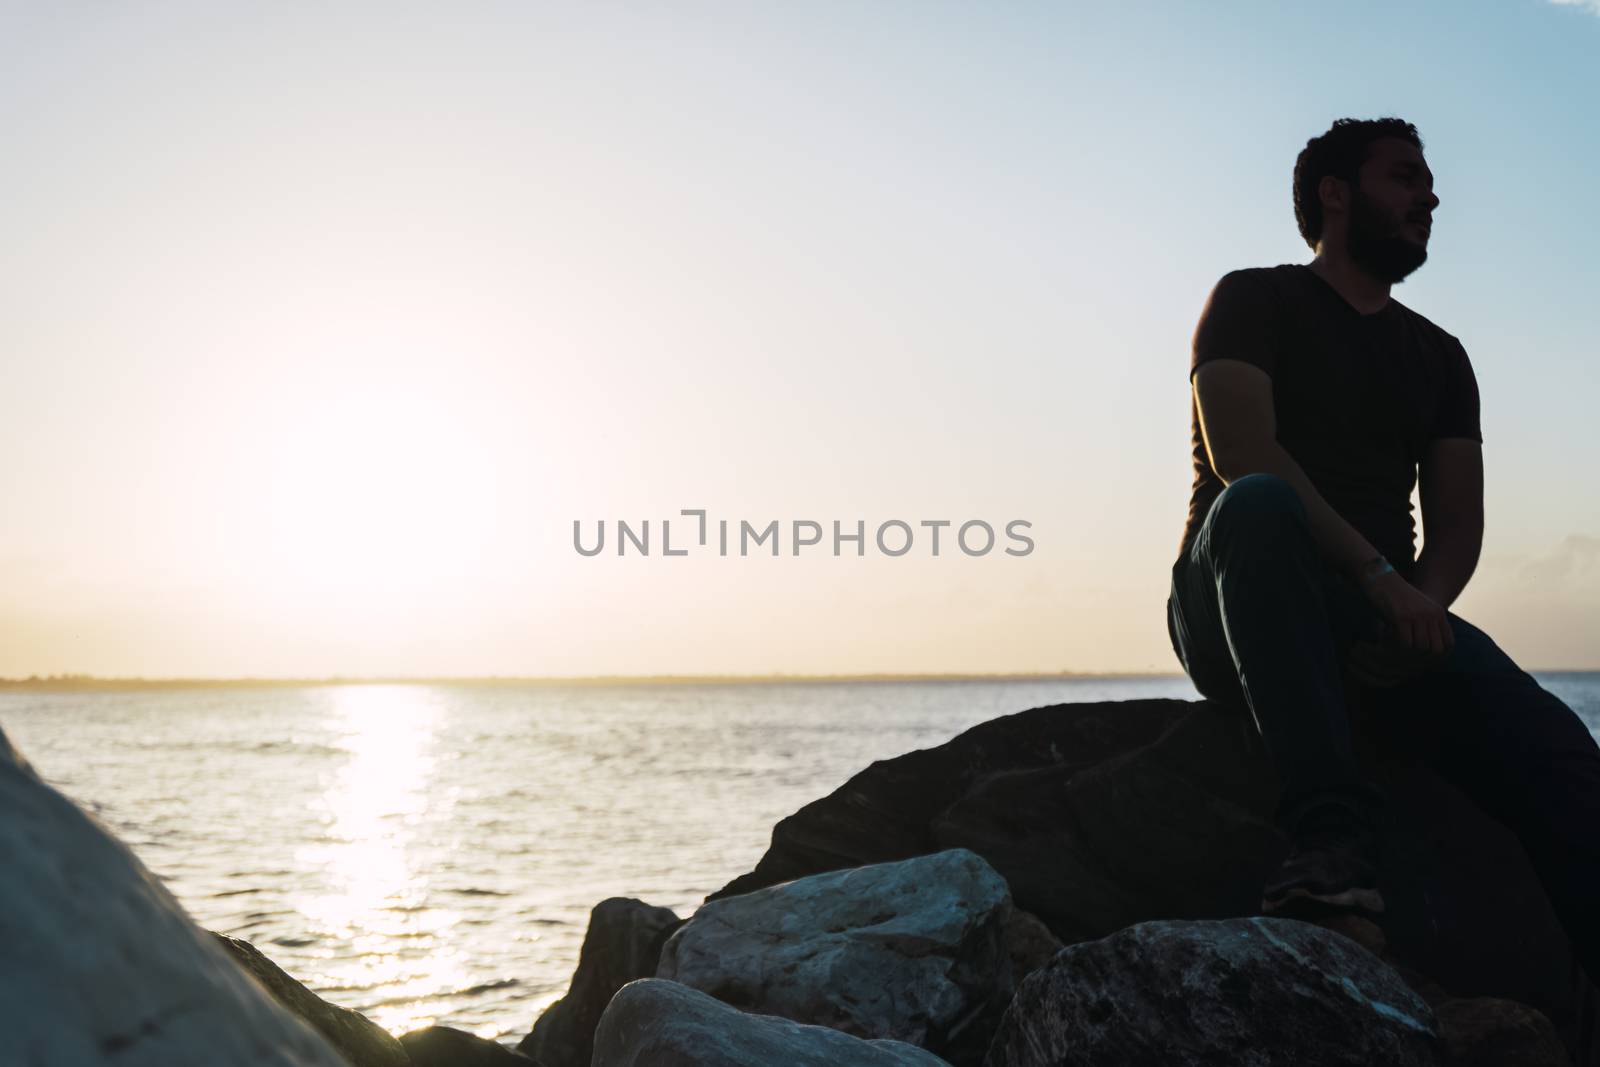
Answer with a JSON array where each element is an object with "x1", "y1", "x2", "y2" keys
[{"x1": 4, "y1": 674, "x2": 1599, "y2": 1045}]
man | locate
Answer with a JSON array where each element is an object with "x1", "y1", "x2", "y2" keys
[{"x1": 1167, "y1": 116, "x2": 1600, "y2": 982}]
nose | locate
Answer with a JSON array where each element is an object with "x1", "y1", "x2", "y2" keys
[{"x1": 1425, "y1": 189, "x2": 1440, "y2": 211}]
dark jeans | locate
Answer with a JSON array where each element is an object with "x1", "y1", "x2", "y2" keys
[{"x1": 1168, "y1": 472, "x2": 1600, "y2": 982}]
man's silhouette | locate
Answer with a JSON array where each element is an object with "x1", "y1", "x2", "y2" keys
[{"x1": 1167, "y1": 116, "x2": 1600, "y2": 981}]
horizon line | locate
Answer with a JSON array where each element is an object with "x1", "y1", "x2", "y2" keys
[
  {"x1": 7, "y1": 667, "x2": 1596, "y2": 692},
  {"x1": 0, "y1": 669, "x2": 1193, "y2": 691}
]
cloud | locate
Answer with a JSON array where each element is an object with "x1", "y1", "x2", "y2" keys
[
  {"x1": 1516, "y1": 533, "x2": 1600, "y2": 587},
  {"x1": 1456, "y1": 533, "x2": 1600, "y2": 669},
  {"x1": 1548, "y1": 0, "x2": 1600, "y2": 15}
]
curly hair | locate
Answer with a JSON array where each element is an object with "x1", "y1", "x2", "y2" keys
[{"x1": 1293, "y1": 118, "x2": 1423, "y2": 251}]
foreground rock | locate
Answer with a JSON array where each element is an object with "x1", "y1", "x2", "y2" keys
[
  {"x1": 592, "y1": 978, "x2": 950, "y2": 1066},
  {"x1": 710, "y1": 699, "x2": 1594, "y2": 1061},
  {"x1": 985, "y1": 917, "x2": 1438, "y2": 1066},
  {"x1": 661, "y1": 849, "x2": 1011, "y2": 1066},
  {"x1": 518, "y1": 897, "x2": 682, "y2": 1067},
  {"x1": 401, "y1": 1025, "x2": 539, "y2": 1065},
  {"x1": 1430, "y1": 997, "x2": 1568, "y2": 1066},
  {"x1": 214, "y1": 934, "x2": 407, "y2": 1067},
  {"x1": 0, "y1": 726, "x2": 347, "y2": 1067}
]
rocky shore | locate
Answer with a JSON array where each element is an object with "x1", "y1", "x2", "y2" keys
[{"x1": 2, "y1": 698, "x2": 1593, "y2": 1065}]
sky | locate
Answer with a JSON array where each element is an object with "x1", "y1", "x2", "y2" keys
[{"x1": 1, "y1": 0, "x2": 1596, "y2": 678}]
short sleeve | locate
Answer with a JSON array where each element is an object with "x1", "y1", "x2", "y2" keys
[
  {"x1": 1191, "y1": 270, "x2": 1280, "y2": 381},
  {"x1": 1431, "y1": 339, "x2": 1483, "y2": 442}
]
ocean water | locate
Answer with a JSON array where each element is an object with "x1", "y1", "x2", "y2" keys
[{"x1": 3, "y1": 674, "x2": 1598, "y2": 1044}]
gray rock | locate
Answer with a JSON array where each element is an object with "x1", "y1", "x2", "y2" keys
[
  {"x1": 660, "y1": 848, "x2": 1012, "y2": 1065},
  {"x1": 516, "y1": 896, "x2": 682, "y2": 1067},
  {"x1": 591, "y1": 978, "x2": 951, "y2": 1066},
  {"x1": 0, "y1": 726, "x2": 347, "y2": 1067},
  {"x1": 215, "y1": 933, "x2": 408, "y2": 1067},
  {"x1": 400, "y1": 1025, "x2": 539, "y2": 1065},
  {"x1": 984, "y1": 916, "x2": 1439, "y2": 1067}
]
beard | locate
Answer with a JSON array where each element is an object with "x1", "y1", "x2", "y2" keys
[{"x1": 1346, "y1": 185, "x2": 1428, "y2": 283}]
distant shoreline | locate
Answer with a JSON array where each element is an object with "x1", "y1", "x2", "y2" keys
[
  {"x1": 5, "y1": 668, "x2": 1599, "y2": 692},
  {"x1": 0, "y1": 671, "x2": 1201, "y2": 692}
]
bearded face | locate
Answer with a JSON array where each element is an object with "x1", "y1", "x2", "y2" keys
[{"x1": 1346, "y1": 181, "x2": 1429, "y2": 284}]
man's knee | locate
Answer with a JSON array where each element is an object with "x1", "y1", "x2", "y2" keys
[
  {"x1": 1216, "y1": 473, "x2": 1304, "y2": 516},
  {"x1": 1203, "y1": 473, "x2": 1311, "y2": 554},
  {"x1": 1440, "y1": 615, "x2": 1524, "y2": 679}
]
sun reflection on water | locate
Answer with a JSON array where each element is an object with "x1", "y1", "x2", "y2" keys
[{"x1": 295, "y1": 685, "x2": 466, "y2": 1035}]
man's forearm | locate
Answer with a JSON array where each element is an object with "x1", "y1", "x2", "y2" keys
[
  {"x1": 1217, "y1": 442, "x2": 1379, "y2": 579},
  {"x1": 1411, "y1": 534, "x2": 1481, "y2": 610}
]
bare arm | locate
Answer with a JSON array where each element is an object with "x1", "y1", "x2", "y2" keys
[
  {"x1": 1192, "y1": 360, "x2": 1380, "y2": 578},
  {"x1": 1411, "y1": 438, "x2": 1484, "y2": 609}
]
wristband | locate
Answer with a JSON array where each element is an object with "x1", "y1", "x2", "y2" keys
[{"x1": 1359, "y1": 554, "x2": 1394, "y2": 586}]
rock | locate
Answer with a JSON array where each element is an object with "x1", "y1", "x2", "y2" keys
[
  {"x1": 710, "y1": 699, "x2": 1594, "y2": 1061},
  {"x1": 1305, "y1": 911, "x2": 1391, "y2": 960},
  {"x1": 1370, "y1": 946, "x2": 1569, "y2": 1064},
  {"x1": 516, "y1": 896, "x2": 683, "y2": 1067},
  {"x1": 1431, "y1": 997, "x2": 1568, "y2": 1066},
  {"x1": 0, "y1": 726, "x2": 347, "y2": 1066},
  {"x1": 984, "y1": 916, "x2": 1438, "y2": 1066},
  {"x1": 214, "y1": 933, "x2": 408, "y2": 1067},
  {"x1": 710, "y1": 700, "x2": 1190, "y2": 902},
  {"x1": 932, "y1": 726, "x2": 1281, "y2": 944},
  {"x1": 591, "y1": 978, "x2": 951, "y2": 1066},
  {"x1": 400, "y1": 1025, "x2": 539, "y2": 1065},
  {"x1": 661, "y1": 848, "x2": 1012, "y2": 1066},
  {"x1": 1000, "y1": 908, "x2": 1063, "y2": 988}
]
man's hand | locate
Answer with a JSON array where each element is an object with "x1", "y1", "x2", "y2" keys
[
  {"x1": 1360, "y1": 568, "x2": 1455, "y2": 655},
  {"x1": 1350, "y1": 569, "x2": 1453, "y2": 686}
]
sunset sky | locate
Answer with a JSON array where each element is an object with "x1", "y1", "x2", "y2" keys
[{"x1": 3, "y1": 1, "x2": 1597, "y2": 678}]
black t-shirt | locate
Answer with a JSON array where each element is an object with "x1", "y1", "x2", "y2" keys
[{"x1": 1179, "y1": 263, "x2": 1482, "y2": 576}]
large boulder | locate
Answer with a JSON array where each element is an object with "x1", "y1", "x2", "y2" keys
[
  {"x1": 591, "y1": 978, "x2": 951, "y2": 1066},
  {"x1": 984, "y1": 917, "x2": 1438, "y2": 1067},
  {"x1": 0, "y1": 726, "x2": 348, "y2": 1067},
  {"x1": 931, "y1": 704, "x2": 1282, "y2": 944},
  {"x1": 516, "y1": 896, "x2": 683, "y2": 1066},
  {"x1": 710, "y1": 699, "x2": 1594, "y2": 1061},
  {"x1": 710, "y1": 700, "x2": 1190, "y2": 902},
  {"x1": 661, "y1": 848, "x2": 1012, "y2": 1066},
  {"x1": 214, "y1": 934, "x2": 408, "y2": 1067}
]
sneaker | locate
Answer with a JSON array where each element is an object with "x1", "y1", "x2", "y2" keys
[{"x1": 1260, "y1": 829, "x2": 1386, "y2": 920}]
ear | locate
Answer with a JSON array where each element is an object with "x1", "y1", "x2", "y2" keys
[{"x1": 1318, "y1": 173, "x2": 1349, "y2": 215}]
